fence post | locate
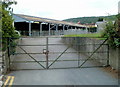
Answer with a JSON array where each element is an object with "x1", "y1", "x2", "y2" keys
[
  {"x1": 7, "y1": 37, "x2": 10, "y2": 71},
  {"x1": 107, "y1": 44, "x2": 109, "y2": 66},
  {"x1": 118, "y1": 48, "x2": 120, "y2": 74},
  {"x1": 4, "y1": 50, "x2": 9, "y2": 74}
]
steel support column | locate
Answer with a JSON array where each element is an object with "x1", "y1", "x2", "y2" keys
[
  {"x1": 75, "y1": 27, "x2": 77, "y2": 29},
  {"x1": 56, "y1": 24, "x2": 58, "y2": 31},
  {"x1": 67, "y1": 25, "x2": 69, "y2": 30},
  {"x1": 29, "y1": 22, "x2": 32, "y2": 36},
  {"x1": 63, "y1": 25, "x2": 65, "y2": 35},
  {"x1": 40, "y1": 23, "x2": 42, "y2": 36},
  {"x1": 63, "y1": 25, "x2": 65, "y2": 31},
  {"x1": 49, "y1": 23, "x2": 51, "y2": 36},
  {"x1": 55, "y1": 24, "x2": 58, "y2": 35},
  {"x1": 85, "y1": 27, "x2": 88, "y2": 33}
]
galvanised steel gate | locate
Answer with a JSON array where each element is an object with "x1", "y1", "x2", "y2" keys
[{"x1": 7, "y1": 37, "x2": 109, "y2": 70}]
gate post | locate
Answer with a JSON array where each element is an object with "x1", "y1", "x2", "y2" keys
[
  {"x1": 46, "y1": 37, "x2": 49, "y2": 69},
  {"x1": 7, "y1": 37, "x2": 11, "y2": 71},
  {"x1": 107, "y1": 44, "x2": 109, "y2": 66}
]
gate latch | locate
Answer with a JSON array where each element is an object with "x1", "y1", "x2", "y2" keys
[{"x1": 43, "y1": 49, "x2": 49, "y2": 54}]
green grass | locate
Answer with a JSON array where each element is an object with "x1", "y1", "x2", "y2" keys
[
  {"x1": 64, "y1": 33, "x2": 107, "y2": 40},
  {"x1": 64, "y1": 33, "x2": 101, "y2": 37}
]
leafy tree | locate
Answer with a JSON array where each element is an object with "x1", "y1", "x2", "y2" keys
[
  {"x1": 98, "y1": 17, "x2": 103, "y2": 21},
  {"x1": 0, "y1": 0, "x2": 17, "y2": 51},
  {"x1": 0, "y1": 1, "x2": 2, "y2": 33},
  {"x1": 1, "y1": 0, "x2": 17, "y2": 37},
  {"x1": 116, "y1": 14, "x2": 120, "y2": 37},
  {"x1": 102, "y1": 14, "x2": 120, "y2": 48}
]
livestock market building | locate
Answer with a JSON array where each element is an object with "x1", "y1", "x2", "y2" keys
[{"x1": 13, "y1": 14, "x2": 87, "y2": 36}]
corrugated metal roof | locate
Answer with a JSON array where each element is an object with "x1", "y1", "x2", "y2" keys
[{"x1": 14, "y1": 14, "x2": 86, "y2": 27}]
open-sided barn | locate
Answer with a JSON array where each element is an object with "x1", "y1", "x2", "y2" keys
[{"x1": 13, "y1": 14, "x2": 87, "y2": 36}]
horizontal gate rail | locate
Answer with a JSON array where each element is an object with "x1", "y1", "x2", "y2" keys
[
  {"x1": 48, "y1": 44, "x2": 66, "y2": 45},
  {"x1": 50, "y1": 51, "x2": 108, "y2": 53},
  {"x1": 11, "y1": 58, "x2": 108, "y2": 63},
  {"x1": 17, "y1": 45, "x2": 46, "y2": 46},
  {"x1": 47, "y1": 44, "x2": 108, "y2": 46},
  {"x1": 15, "y1": 51, "x2": 108, "y2": 55},
  {"x1": 77, "y1": 44, "x2": 108, "y2": 46},
  {"x1": 15, "y1": 53, "x2": 44, "y2": 54}
]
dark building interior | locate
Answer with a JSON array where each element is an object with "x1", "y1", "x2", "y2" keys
[{"x1": 14, "y1": 22, "x2": 69, "y2": 31}]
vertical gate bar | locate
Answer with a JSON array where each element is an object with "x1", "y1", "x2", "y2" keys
[
  {"x1": 7, "y1": 37, "x2": 10, "y2": 71},
  {"x1": 77, "y1": 37, "x2": 80, "y2": 67},
  {"x1": 78, "y1": 50, "x2": 80, "y2": 67},
  {"x1": 46, "y1": 37, "x2": 49, "y2": 69},
  {"x1": 7, "y1": 37, "x2": 10, "y2": 57},
  {"x1": 107, "y1": 44, "x2": 109, "y2": 66},
  {"x1": 77, "y1": 37, "x2": 79, "y2": 67}
]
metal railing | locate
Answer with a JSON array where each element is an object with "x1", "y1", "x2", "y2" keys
[
  {"x1": 19, "y1": 30, "x2": 65, "y2": 36},
  {"x1": 3, "y1": 37, "x2": 109, "y2": 70},
  {"x1": 18, "y1": 29, "x2": 97, "y2": 36}
]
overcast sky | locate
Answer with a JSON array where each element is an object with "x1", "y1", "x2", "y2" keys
[{"x1": 11, "y1": 0, "x2": 120, "y2": 20}]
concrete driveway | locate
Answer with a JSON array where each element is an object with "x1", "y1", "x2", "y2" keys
[{"x1": 8, "y1": 68, "x2": 118, "y2": 85}]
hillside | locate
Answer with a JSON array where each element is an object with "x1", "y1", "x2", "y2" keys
[{"x1": 63, "y1": 15, "x2": 117, "y2": 24}]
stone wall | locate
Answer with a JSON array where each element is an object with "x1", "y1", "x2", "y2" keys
[
  {"x1": 109, "y1": 48, "x2": 120, "y2": 70},
  {"x1": 1, "y1": 51, "x2": 10, "y2": 74}
]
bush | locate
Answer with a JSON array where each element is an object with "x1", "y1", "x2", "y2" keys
[
  {"x1": 102, "y1": 20, "x2": 120, "y2": 48},
  {"x1": 1, "y1": 0, "x2": 18, "y2": 52}
]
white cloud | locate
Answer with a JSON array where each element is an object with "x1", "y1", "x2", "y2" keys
[{"x1": 11, "y1": 0, "x2": 120, "y2": 20}]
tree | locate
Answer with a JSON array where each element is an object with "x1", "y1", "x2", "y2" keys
[
  {"x1": 1, "y1": 0, "x2": 17, "y2": 37},
  {"x1": 101, "y1": 14, "x2": 120, "y2": 48},
  {"x1": 0, "y1": 0, "x2": 17, "y2": 51},
  {"x1": 98, "y1": 17, "x2": 104, "y2": 21},
  {"x1": 116, "y1": 14, "x2": 120, "y2": 37},
  {"x1": 0, "y1": 1, "x2": 2, "y2": 33}
]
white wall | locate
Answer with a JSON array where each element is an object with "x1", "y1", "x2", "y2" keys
[{"x1": 96, "y1": 21, "x2": 106, "y2": 32}]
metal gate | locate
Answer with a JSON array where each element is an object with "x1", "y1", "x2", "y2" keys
[{"x1": 7, "y1": 37, "x2": 109, "y2": 70}]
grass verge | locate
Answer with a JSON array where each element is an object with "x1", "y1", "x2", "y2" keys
[{"x1": 64, "y1": 33, "x2": 107, "y2": 40}]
